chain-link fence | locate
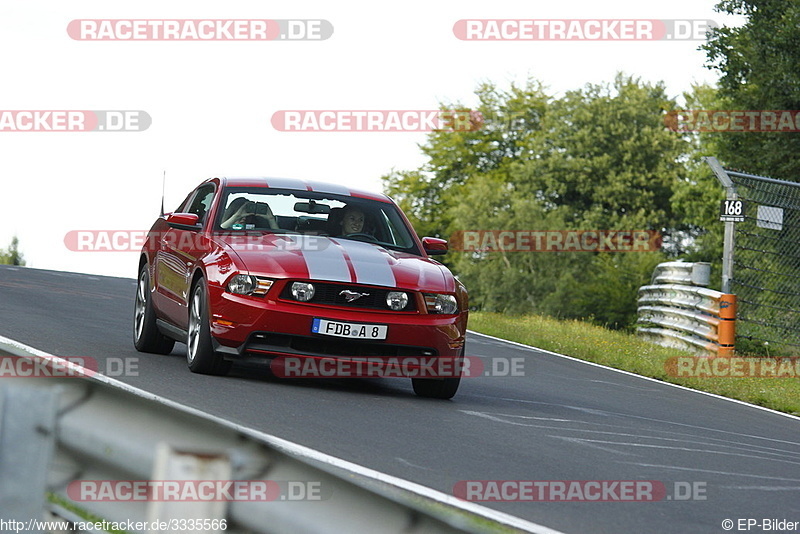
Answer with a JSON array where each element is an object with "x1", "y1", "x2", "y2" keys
[{"x1": 710, "y1": 159, "x2": 800, "y2": 353}]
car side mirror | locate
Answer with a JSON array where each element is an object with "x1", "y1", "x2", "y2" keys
[
  {"x1": 422, "y1": 237, "x2": 448, "y2": 255},
  {"x1": 166, "y1": 212, "x2": 201, "y2": 230}
]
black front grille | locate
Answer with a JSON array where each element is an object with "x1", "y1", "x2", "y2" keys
[{"x1": 280, "y1": 282, "x2": 417, "y2": 311}]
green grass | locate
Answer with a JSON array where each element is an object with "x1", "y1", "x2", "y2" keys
[
  {"x1": 469, "y1": 312, "x2": 800, "y2": 416},
  {"x1": 47, "y1": 493, "x2": 128, "y2": 534}
]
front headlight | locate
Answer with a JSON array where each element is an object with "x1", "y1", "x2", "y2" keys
[
  {"x1": 227, "y1": 274, "x2": 273, "y2": 296},
  {"x1": 386, "y1": 291, "x2": 409, "y2": 311},
  {"x1": 227, "y1": 274, "x2": 257, "y2": 295},
  {"x1": 424, "y1": 293, "x2": 458, "y2": 314}
]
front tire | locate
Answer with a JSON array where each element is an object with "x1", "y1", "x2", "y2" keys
[
  {"x1": 412, "y1": 376, "x2": 461, "y2": 399},
  {"x1": 412, "y1": 347, "x2": 463, "y2": 399},
  {"x1": 187, "y1": 281, "x2": 231, "y2": 376},
  {"x1": 133, "y1": 265, "x2": 175, "y2": 354}
]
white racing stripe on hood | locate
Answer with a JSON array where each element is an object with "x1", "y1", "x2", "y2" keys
[
  {"x1": 335, "y1": 239, "x2": 397, "y2": 288},
  {"x1": 298, "y1": 235, "x2": 352, "y2": 283}
]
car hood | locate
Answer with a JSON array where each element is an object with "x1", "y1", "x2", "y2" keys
[{"x1": 214, "y1": 233, "x2": 456, "y2": 293}]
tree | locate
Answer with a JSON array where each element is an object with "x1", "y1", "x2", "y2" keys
[
  {"x1": 384, "y1": 76, "x2": 680, "y2": 327},
  {"x1": 703, "y1": 0, "x2": 800, "y2": 179},
  {"x1": 513, "y1": 74, "x2": 687, "y2": 232},
  {"x1": 505, "y1": 75, "x2": 683, "y2": 326},
  {"x1": 666, "y1": 83, "x2": 728, "y2": 288},
  {"x1": 383, "y1": 80, "x2": 550, "y2": 239},
  {"x1": 0, "y1": 236, "x2": 26, "y2": 266}
]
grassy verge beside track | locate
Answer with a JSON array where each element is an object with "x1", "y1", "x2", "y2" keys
[{"x1": 470, "y1": 312, "x2": 800, "y2": 417}]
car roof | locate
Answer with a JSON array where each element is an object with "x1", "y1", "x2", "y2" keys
[{"x1": 212, "y1": 177, "x2": 392, "y2": 203}]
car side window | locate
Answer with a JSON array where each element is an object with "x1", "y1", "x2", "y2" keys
[
  {"x1": 175, "y1": 192, "x2": 193, "y2": 214},
  {"x1": 187, "y1": 184, "x2": 215, "y2": 225}
]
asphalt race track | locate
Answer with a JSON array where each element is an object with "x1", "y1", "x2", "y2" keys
[{"x1": 0, "y1": 265, "x2": 798, "y2": 533}]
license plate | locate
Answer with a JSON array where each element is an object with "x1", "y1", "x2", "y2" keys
[{"x1": 312, "y1": 318, "x2": 387, "y2": 340}]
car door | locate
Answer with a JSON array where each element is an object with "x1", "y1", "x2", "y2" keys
[{"x1": 156, "y1": 183, "x2": 216, "y2": 330}]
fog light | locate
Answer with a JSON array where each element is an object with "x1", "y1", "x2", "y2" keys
[
  {"x1": 291, "y1": 282, "x2": 315, "y2": 302},
  {"x1": 386, "y1": 291, "x2": 408, "y2": 311}
]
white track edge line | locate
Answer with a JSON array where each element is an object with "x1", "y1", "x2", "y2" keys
[{"x1": 467, "y1": 329, "x2": 800, "y2": 422}]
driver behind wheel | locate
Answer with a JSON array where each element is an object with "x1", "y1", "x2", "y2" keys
[{"x1": 341, "y1": 206, "x2": 365, "y2": 235}]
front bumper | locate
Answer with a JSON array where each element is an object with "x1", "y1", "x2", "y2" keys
[{"x1": 208, "y1": 285, "x2": 467, "y2": 362}]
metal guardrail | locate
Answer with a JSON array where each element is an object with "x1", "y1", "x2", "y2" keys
[
  {"x1": 637, "y1": 262, "x2": 736, "y2": 356},
  {"x1": 649, "y1": 261, "x2": 711, "y2": 287},
  {"x1": 0, "y1": 336, "x2": 559, "y2": 534}
]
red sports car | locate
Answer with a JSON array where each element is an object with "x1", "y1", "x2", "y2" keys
[{"x1": 133, "y1": 177, "x2": 468, "y2": 398}]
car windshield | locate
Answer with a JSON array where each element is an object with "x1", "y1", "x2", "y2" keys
[{"x1": 214, "y1": 187, "x2": 420, "y2": 254}]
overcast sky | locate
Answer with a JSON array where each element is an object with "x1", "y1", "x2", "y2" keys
[{"x1": 0, "y1": 0, "x2": 743, "y2": 278}]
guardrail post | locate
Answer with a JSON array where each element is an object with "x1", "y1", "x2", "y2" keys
[
  {"x1": 705, "y1": 157, "x2": 737, "y2": 293},
  {"x1": 718, "y1": 294, "x2": 737, "y2": 356},
  {"x1": 691, "y1": 262, "x2": 711, "y2": 287},
  {"x1": 0, "y1": 384, "x2": 59, "y2": 526},
  {"x1": 147, "y1": 443, "x2": 230, "y2": 532}
]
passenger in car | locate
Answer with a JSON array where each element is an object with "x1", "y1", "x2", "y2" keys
[{"x1": 221, "y1": 198, "x2": 278, "y2": 230}]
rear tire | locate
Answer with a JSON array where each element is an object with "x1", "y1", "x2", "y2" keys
[
  {"x1": 133, "y1": 265, "x2": 175, "y2": 354},
  {"x1": 187, "y1": 281, "x2": 231, "y2": 376}
]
